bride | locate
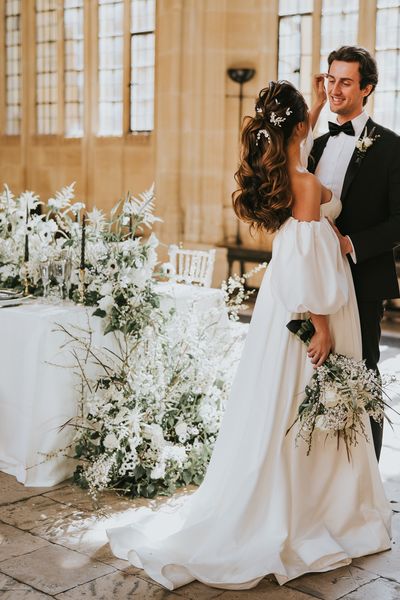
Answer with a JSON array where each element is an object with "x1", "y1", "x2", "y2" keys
[{"x1": 107, "y1": 80, "x2": 391, "y2": 590}]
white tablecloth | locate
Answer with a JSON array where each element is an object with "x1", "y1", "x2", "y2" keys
[{"x1": 0, "y1": 284, "x2": 228, "y2": 486}]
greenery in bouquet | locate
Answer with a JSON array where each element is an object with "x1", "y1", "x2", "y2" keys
[{"x1": 286, "y1": 318, "x2": 398, "y2": 459}]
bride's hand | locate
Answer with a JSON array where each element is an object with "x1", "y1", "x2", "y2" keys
[
  {"x1": 307, "y1": 327, "x2": 332, "y2": 368},
  {"x1": 313, "y1": 73, "x2": 328, "y2": 106}
]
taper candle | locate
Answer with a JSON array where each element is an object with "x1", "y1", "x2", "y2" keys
[
  {"x1": 24, "y1": 207, "x2": 29, "y2": 263},
  {"x1": 80, "y1": 213, "x2": 86, "y2": 270}
]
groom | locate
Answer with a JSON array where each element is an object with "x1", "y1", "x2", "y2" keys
[{"x1": 309, "y1": 45, "x2": 400, "y2": 461}]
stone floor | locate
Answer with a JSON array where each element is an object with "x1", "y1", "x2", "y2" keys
[{"x1": 1, "y1": 340, "x2": 400, "y2": 600}]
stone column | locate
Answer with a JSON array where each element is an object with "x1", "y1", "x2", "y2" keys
[{"x1": 155, "y1": 0, "x2": 278, "y2": 255}]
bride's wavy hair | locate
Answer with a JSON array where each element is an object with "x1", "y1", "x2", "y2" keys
[{"x1": 233, "y1": 80, "x2": 308, "y2": 233}]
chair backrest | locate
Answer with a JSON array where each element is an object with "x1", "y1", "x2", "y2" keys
[{"x1": 168, "y1": 245, "x2": 216, "y2": 287}]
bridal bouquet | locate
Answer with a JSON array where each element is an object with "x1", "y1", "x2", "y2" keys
[{"x1": 286, "y1": 319, "x2": 396, "y2": 458}]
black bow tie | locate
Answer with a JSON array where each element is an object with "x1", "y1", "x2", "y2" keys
[{"x1": 328, "y1": 121, "x2": 355, "y2": 137}]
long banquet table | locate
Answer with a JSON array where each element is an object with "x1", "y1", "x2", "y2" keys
[{"x1": 0, "y1": 283, "x2": 229, "y2": 487}]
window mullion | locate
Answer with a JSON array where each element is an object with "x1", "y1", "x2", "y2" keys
[
  {"x1": 123, "y1": 0, "x2": 130, "y2": 135},
  {"x1": 0, "y1": 0, "x2": 6, "y2": 134},
  {"x1": 57, "y1": 0, "x2": 64, "y2": 136}
]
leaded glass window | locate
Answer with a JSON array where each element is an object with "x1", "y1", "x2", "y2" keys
[
  {"x1": 64, "y1": 0, "x2": 84, "y2": 137},
  {"x1": 5, "y1": 0, "x2": 22, "y2": 135},
  {"x1": 98, "y1": 0, "x2": 123, "y2": 135},
  {"x1": 278, "y1": 0, "x2": 313, "y2": 107},
  {"x1": 130, "y1": 0, "x2": 155, "y2": 132},
  {"x1": 374, "y1": 0, "x2": 400, "y2": 132},
  {"x1": 36, "y1": 0, "x2": 58, "y2": 134}
]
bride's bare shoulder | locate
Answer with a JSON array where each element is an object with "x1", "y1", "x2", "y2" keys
[{"x1": 291, "y1": 172, "x2": 321, "y2": 222}]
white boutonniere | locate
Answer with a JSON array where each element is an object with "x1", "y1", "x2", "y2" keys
[{"x1": 355, "y1": 126, "x2": 380, "y2": 164}]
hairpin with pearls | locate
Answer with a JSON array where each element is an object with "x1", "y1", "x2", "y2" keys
[{"x1": 256, "y1": 129, "x2": 271, "y2": 146}]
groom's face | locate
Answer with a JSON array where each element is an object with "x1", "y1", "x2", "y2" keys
[{"x1": 327, "y1": 60, "x2": 369, "y2": 121}]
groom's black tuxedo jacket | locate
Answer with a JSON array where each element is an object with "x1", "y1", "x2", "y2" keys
[{"x1": 308, "y1": 118, "x2": 400, "y2": 301}]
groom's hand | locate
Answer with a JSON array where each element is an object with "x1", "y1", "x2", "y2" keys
[{"x1": 328, "y1": 220, "x2": 353, "y2": 255}]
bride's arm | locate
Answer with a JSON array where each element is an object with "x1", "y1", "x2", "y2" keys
[
  {"x1": 309, "y1": 73, "x2": 327, "y2": 131},
  {"x1": 292, "y1": 174, "x2": 332, "y2": 367}
]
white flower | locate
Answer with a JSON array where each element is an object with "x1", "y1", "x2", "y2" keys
[
  {"x1": 98, "y1": 295, "x2": 115, "y2": 313},
  {"x1": 175, "y1": 421, "x2": 188, "y2": 442},
  {"x1": 315, "y1": 415, "x2": 330, "y2": 432},
  {"x1": 100, "y1": 281, "x2": 113, "y2": 297},
  {"x1": 322, "y1": 388, "x2": 340, "y2": 408},
  {"x1": 87, "y1": 207, "x2": 106, "y2": 232},
  {"x1": 163, "y1": 444, "x2": 187, "y2": 465},
  {"x1": 143, "y1": 423, "x2": 166, "y2": 449},
  {"x1": 150, "y1": 461, "x2": 166, "y2": 480},
  {"x1": 70, "y1": 202, "x2": 86, "y2": 215},
  {"x1": 103, "y1": 432, "x2": 119, "y2": 450},
  {"x1": 160, "y1": 262, "x2": 176, "y2": 276}
]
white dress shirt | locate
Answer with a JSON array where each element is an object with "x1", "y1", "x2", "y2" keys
[{"x1": 315, "y1": 110, "x2": 369, "y2": 263}]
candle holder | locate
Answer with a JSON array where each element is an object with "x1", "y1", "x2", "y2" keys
[
  {"x1": 23, "y1": 263, "x2": 30, "y2": 297},
  {"x1": 78, "y1": 267, "x2": 85, "y2": 303}
]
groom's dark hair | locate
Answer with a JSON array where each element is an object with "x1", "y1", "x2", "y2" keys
[{"x1": 328, "y1": 46, "x2": 378, "y2": 105}]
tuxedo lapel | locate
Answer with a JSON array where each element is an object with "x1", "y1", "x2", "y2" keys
[
  {"x1": 341, "y1": 117, "x2": 375, "y2": 203},
  {"x1": 308, "y1": 133, "x2": 330, "y2": 173}
]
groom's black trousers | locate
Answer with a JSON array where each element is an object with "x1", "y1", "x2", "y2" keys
[{"x1": 357, "y1": 299, "x2": 385, "y2": 462}]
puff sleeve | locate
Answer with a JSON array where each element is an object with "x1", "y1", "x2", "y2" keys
[{"x1": 269, "y1": 218, "x2": 349, "y2": 314}]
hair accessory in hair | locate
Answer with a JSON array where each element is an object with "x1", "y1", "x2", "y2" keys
[
  {"x1": 256, "y1": 107, "x2": 263, "y2": 115},
  {"x1": 269, "y1": 112, "x2": 286, "y2": 127},
  {"x1": 286, "y1": 107, "x2": 292, "y2": 116},
  {"x1": 256, "y1": 129, "x2": 270, "y2": 146}
]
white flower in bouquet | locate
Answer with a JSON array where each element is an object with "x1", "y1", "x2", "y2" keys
[
  {"x1": 98, "y1": 294, "x2": 115, "y2": 313},
  {"x1": 69, "y1": 201, "x2": 86, "y2": 217},
  {"x1": 163, "y1": 444, "x2": 187, "y2": 466},
  {"x1": 322, "y1": 387, "x2": 340, "y2": 408},
  {"x1": 315, "y1": 415, "x2": 331, "y2": 432},
  {"x1": 175, "y1": 421, "x2": 189, "y2": 442},
  {"x1": 99, "y1": 281, "x2": 113, "y2": 297},
  {"x1": 0, "y1": 263, "x2": 16, "y2": 280},
  {"x1": 143, "y1": 423, "x2": 166, "y2": 449},
  {"x1": 36, "y1": 218, "x2": 58, "y2": 243},
  {"x1": 151, "y1": 461, "x2": 166, "y2": 480},
  {"x1": 127, "y1": 407, "x2": 144, "y2": 436},
  {"x1": 12, "y1": 210, "x2": 27, "y2": 231},
  {"x1": 103, "y1": 432, "x2": 120, "y2": 450},
  {"x1": 86, "y1": 240, "x2": 108, "y2": 265},
  {"x1": 119, "y1": 238, "x2": 140, "y2": 256}
]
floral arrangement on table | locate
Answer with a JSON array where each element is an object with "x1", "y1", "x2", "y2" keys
[
  {"x1": 57, "y1": 304, "x2": 244, "y2": 499},
  {"x1": 0, "y1": 182, "x2": 255, "y2": 498},
  {"x1": 286, "y1": 319, "x2": 397, "y2": 459}
]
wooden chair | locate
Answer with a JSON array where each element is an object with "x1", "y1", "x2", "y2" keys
[{"x1": 168, "y1": 245, "x2": 216, "y2": 287}]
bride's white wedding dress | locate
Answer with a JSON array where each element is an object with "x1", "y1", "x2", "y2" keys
[{"x1": 107, "y1": 196, "x2": 392, "y2": 590}]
